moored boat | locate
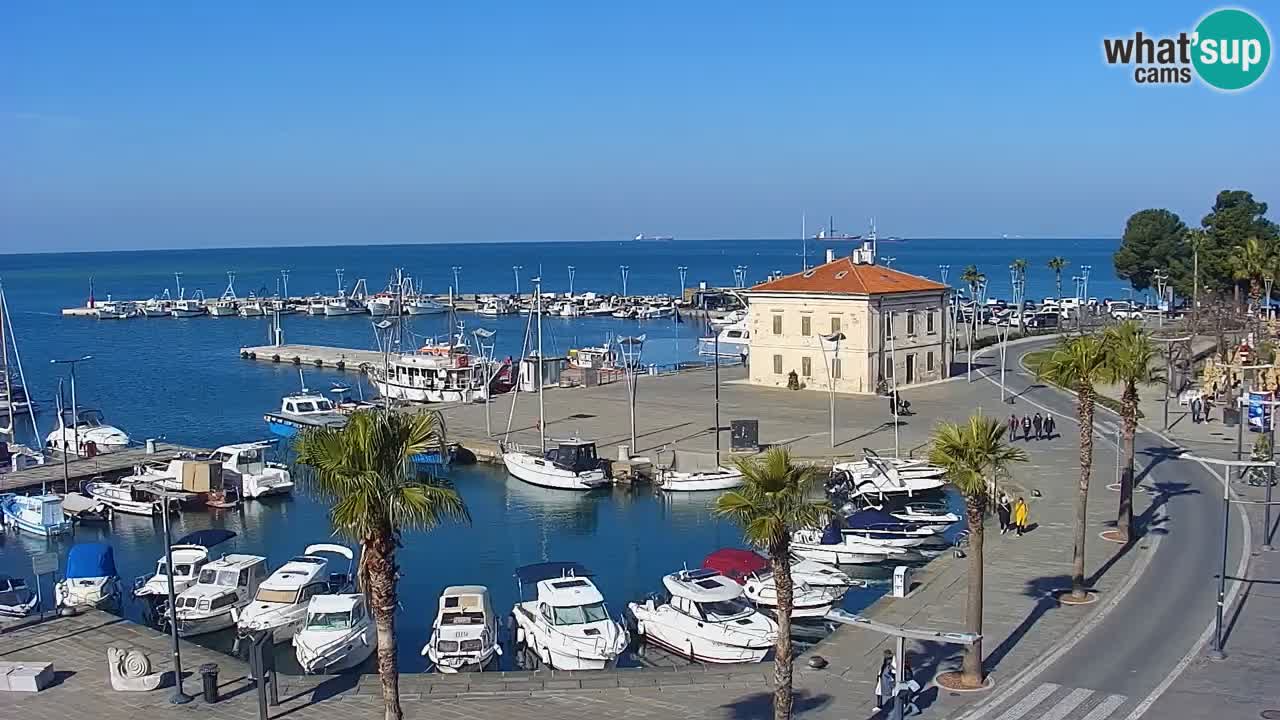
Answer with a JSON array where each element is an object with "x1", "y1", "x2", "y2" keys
[
  {"x1": 236, "y1": 544, "x2": 354, "y2": 644},
  {"x1": 423, "y1": 585, "x2": 501, "y2": 673},
  {"x1": 510, "y1": 562, "x2": 628, "y2": 670},
  {"x1": 0, "y1": 575, "x2": 38, "y2": 618},
  {"x1": 169, "y1": 553, "x2": 268, "y2": 637},
  {"x1": 56, "y1": 542, "x2": 122, "y2": 610},
  {"x1": 627, "y1": 568, "x2": 777, "y2": 663},
  {"x1": 294, "y1": 594, "x2": 376, "y2": 674},
  {"x1": 1, "y1": 493, "x2": 73, "y2": 537}
]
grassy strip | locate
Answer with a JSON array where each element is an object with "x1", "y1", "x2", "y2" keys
[{"x1": 1021, "y1": 349, "x2": 1143, "y2": 419}]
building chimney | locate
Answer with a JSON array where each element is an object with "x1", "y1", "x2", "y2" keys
[{"x1": 825, "y1": 248, "x2": 835, "y2": 264}]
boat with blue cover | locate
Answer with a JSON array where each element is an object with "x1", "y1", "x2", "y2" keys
[
  {"x1": 56, "y1": 542, "x2": 122, "y2": 610},
  {"x1": 1, "y1": 493, "x2": 73, "y2": 537},
  {"x1": 840, "y1": 508, "x2": 938, "y2": 547}
]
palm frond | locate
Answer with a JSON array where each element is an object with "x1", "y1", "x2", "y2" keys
[{"x1": 714, "y1": 448, "x2": 830, "y2": 551}]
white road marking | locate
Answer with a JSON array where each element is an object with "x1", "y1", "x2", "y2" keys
[
  {"x1": 1082, "y1": 694, "x2": 1128, "y2": 720},
  {"x1": 1038, "y1": 687, "x2": 1095, "y2": 720},
  {"x1": 993, "y1": 682, "x2": 1060, "y2": 720}
]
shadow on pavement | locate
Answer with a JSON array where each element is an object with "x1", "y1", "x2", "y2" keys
[{"x1": 718, "y1": 690, "x2": 832, "y2": 719}]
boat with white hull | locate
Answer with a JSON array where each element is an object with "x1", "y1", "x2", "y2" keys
[
  {"x1": 503, "y1": 440, "x2": 609, "y2": 491},
  {"x1": 46, "y1": 408, "x2": 130, "y2": 456},
  {"x1": 0, "y1": 575, "x2": 38, "y2": 618},
  {"x1": 56, "y1": 543, "x2": 121, "y2": 610},
  {"x1": 656, "y1": 452, "x2": 743, "y2": 492},
  {"x1": 511, "y1": 562, "x2": 628, "y2": 671},
  {"x1": 840, "y1": 509, "x2": 939, "y2": 548},
  {"x1": 743, "y1": 573, "x2": 846, "y2": 619},
  {"x1": 134, "y1": 529, "x2": 236, "y2": 602},
  {"x1": 84, "y1": 479, "x2": 178, "y2": 517},
  {"x1": 264, "y1": 391, "x2": 348, "y2": 439},
  {"x1": 790, "y1": 527, "x2": 911, "y2": 565},
  {"x1": 170, "y1": 553, "x2": 268, "y2": 637},
  {"x1": 1, "y1": 493, "x2": 73, "y2": 537},
  {"x1": 628, "y1": 568, "x2": 776, "y2": 664},
  {"x1": 702, "y1": 548, "x2": 857, "y2": 588},
  {"x1": 213, "y1": 442, "x2": 293, "y2": 498},
  {"x1": 294, "y1": 593, "x2": 376, "y2": 674},
  {"x1": 423, "y1": 585, "x2": 502, "y2": 673},
  {"x1": 697, "y1": 321, "x2": 750, "y2": 358},
  {"x1": 236, "y1": 544, "x2": 354, "y2": 644}
]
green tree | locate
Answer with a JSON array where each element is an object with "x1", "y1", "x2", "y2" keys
[
  {"x1": 929, "y1": 415, "x2": 1027, "y2": 688},
  {"x1": 713, "y1": 448, "x2": 830, "y2": 720},
  {"x1": 294, "y1": 410, "x2": 469, "y2": 720},
  {"x1": 1114, "y1": 209, "x2": 1187, "y2": 291},
  {"x1": 1011, "y1": 259, "x2": 1029, "y2": 329},
  {"x1": 1196, "y1": 191, "x2": 1279, "y2": 300},
  {"x1": 1228, "y1": 236, "x2": 1276, "y2": 305},
  {"x1": 960, "y1": 264, "x2": 985, "y2": 301},
  {"x1": 1047, "y1": 256, "x2": 1069, "y2": 298},
  {"x1": 1102, "y1": 322, "x2": 1162, "y2": 543},
  {"x1": 1037, "y1": 334, "x2": 1110, "y2": 601}
]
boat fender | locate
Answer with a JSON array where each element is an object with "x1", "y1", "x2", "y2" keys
[
  {"x1": 292, "y1": 356, "x2": 301, "y2": 365},
  {"x1": 336, "y1": 360, "x2": 345, "y2": 371},
  {"x1": 635, "y1": 620, "x2": 645, "y2": 636},
  {"x1": 240, "y1": 351, "x2": 249, "y2": 358},
  {"x1": 313, "y1": 358, "x2": 323, "y2": 368},
  {"x1": 271, "y1": 354, "x2": 281, "y2": 363},
  {"x1": 248, "y1": 352, "x2": 256, "y2": 360}
]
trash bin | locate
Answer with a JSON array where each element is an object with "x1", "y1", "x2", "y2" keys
[{"x1": 199, "y1": 663, "x2": 219, "y2": 703}]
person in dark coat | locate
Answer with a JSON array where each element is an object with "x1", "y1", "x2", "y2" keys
[
  {"x1": 875, "y1": 649, "x2": 895, "y2": 712},
  {"x1": 1021, "y1": 414, "x2": 1032, "y2": 441},
  {"x1": 1032, "y1": 412, "x2": 1044, "y2": 440},
  {"x1": 1008, "y1": 413, "x2": 1019, "y2": 440},
  {"x1": 1044, "y1": 414, "x2": 1056, "y2": 439},
  {"x1": 997, "y1": 493, "x2": 1013, "y2": 534},
  {"x1": 897, "y1": 658, "x2": 921, "y2": 716},
  {"x1": 1191, "y1": 396, "x2": 1202, "y2": 423}
]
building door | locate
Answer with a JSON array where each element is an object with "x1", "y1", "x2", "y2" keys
[{"x1": 906, "y1": 353, "x2": 916, "y2": 384}]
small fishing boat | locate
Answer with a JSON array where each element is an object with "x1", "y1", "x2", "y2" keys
[
  {"x1": 94, "y1": 300, "x2": 134, "y2": 320},
  {"x1": 294, "y1": 594, "x2": 377, "y2": 674},
  {"x1": 423, "y1": 585, "x2": 502, "y2": 673},
  {"x1": 502, "y1": 439, "x2": 610, "y2": 491},
  {"x1": 134, "y1": 529, "x2": 236, "y2": 601},
  {"x1": 366, "y1": 294, "x2": 399, "y2": 317},
  {"x1": 83, "y1": 479, "x2": 179, "y2": 517},
  {"x1": 170, "y1": 297, "x2": 207, "y2": 318},
  {"x1": 1, "y1": 493, "x2": 73, "y2": 537},
  {"x1": 56, "y1": 542, "x2": 121, "y2": 610},
  {"x1": 209, "y1": 273, "x2": 239, "y2": 317},
  {"x1": 212, "y1": 442, "x2": 293, "y2": 498},
  {"x1": 264, "y1": 391, "x2": 348, "y2": 439},
  {"x1": 636, "y1": 304, "x2": 674, "y2": 320},
  {"x1": 627, "y1": 568, "x2": 777, "y2": 663},
  {"x1": 697, "y1": 320, "x2": 750, "y2": 357},
  {"x1": 656, "y1": 451, "x2": 744, "y2": 492},
  {"x1": 237, "y1": 297, "x2": 266, "y2": 318},
  {"x1": 60, "y1": 492, "x2": 112, "y2": 523},
  {"x1": 406, "y1": 297, "x2": 447, "y2": 315},
  {"x1": 0, "y1": 575, "x2": 38, "y2": 618},
  {"x1": 170, "y1": 553, "x2": 268, "y2": 637},
  {"x1": 476, "y1": 297, "x2": 516, "y2": 317},
  {"x1": 742, "y1": 573, "x2": 846, "y2": 619},
  {"x1": 510, "y1": 562, "x2": 628, "y2": 670},
  {"x1": 306, "y1": 297, "x2": 327, "y2": 315},
  {"x1": 236, "y1": 544, "x2": 354, "y2": 644},
  {"x1": 139, "y1": 295, "x2": 172, "y2": 317}
]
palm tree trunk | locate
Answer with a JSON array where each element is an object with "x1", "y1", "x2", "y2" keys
[
  {"x1": 1055, "y1": 271, "x2": 1062, "y2": 299},
  {"x1": 1071, "y1": 390, "x2": 1095, "y2": 600},
  {"x1": 770, "y1": 539, "x2": 794, "y2": 720},
  {"x1": 960, "y1": 495, "x2": 986, "y2": 686},
  {"x1": 1117, "y1": 385, "x2": 1138, "y2": 543},
  {"x1": 367, "y1": 533, "x2": 402, "y2": 720}
]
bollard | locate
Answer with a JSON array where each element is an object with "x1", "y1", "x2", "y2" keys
[{"x1": 199, "y1": 663, "x2": 219, "y2": 703}]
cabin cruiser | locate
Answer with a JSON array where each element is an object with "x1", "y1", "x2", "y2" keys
[
  {"x1": 264, "y1": 392, "x2": 348, "y2": 439},
  {"x1": 502, "y1": 439, "x2": 610, "y2": 491},
  {"x1": 840, "y1": 509, "x2": 938, "y2": 548},
  {"x1": 709, "y1": 311, "x2": 745, "y2": 328},
  {"x1": 306, "y1": 297, "x2": 328, "y2": 315},
  {"x1": 742, "y1": 573, "x2": 846, "y2": 619},
  {"x1": 510, "y1": 562, "x2": 628, "y2": 670},
  {"x1": 212, "y1": 442, "x2": 293, "y2": 498},
  {"x1": 423, "y1": 585, "x2": 502, "y2": 673},
  {"x1": 791, "y1": 525, "x2": 912, "y2": 565},
  {"x1": 83, "y1": 479, "x2": 180, "y2": 517},
  {"x1": 370, "y1": 347, "x2": 495, "y2": 404},
  {"x1": 476, "y1": 296, "x2": 517, "y2": 317},
  {"x1": 702, "y1": 548, "x2": 856, "y2": 589},
  {"x1": 366, "y1": 294, "x2": 399, "y2": 317},
  {"x1": 56, "y1": 542, "x2": 121, "y2": 610},
  {"x1": 568, "y1": 343, "x2": 616, "y2": 370},
  {"x1": 698, "y1": 321, "x2": 750, "y2": 358},
  {"x1": 829, "y1": 453, "x2": 946, "y2": 498},
  {"x1": 46, "y1": 408, "x2": 130, "y2": 456},
  {"x1": 656, "y1": 451, "x2": 744, "y2": 492},
  {"x1": 236, "y1": 544, "x2": 354, "y2": 643},
  {"x1": 294, "y1": 593, "x2": 376, "y2": 674},
  {"x1": 169, "y1": 554, "x2": 268, "y2": 637},
  {"x1": 1, "y1": 493, "x2": 73, "y2": 537},
  {"x1": 887, "y1": 501, "x2": 960, "y2": 527},
  {"x1": 0, "y1": 575, "x2": 38, "y2": 618},
  {"x1": 60, "y1": 492, "x2": 111, "y2": 523},
  {"x1": 134, "y1": 529, "x2": 236, "y2": 601},
  {"x1": 628, "y1": 568, "x2": 777, "y2": 663}
]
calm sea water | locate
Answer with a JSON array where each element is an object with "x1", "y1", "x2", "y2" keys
[{"x1": 0, "y1": 238, "x2": 1115, "y2": 671}]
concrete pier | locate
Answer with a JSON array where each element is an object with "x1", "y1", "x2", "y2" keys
[
  {"x1": 0, "y1": 442, "x2": 207, "y2": 494},
  {"x1": 239, "y1": 343, "x2": 383, "y2": 370}
]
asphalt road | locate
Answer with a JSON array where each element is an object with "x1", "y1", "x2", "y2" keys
[{"x1": 986, "y1": 339, "x2": 1242, "y2": 709}]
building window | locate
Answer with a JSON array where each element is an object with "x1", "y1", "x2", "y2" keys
[
  {"x1": 801, "y1": 316, "x2": 811, "y2": 337},
  {"x1": 927, "y1": 351, "x2": 935, "y2": 372},
  {"x1": 772, "y1": 314, "x2": 783, "y2": 335},
  {"x1": 907, "y1": 312, "x2": 916, "y2": 336},
  {"x1": 884, "y1": 357, "x2": 894, "y2": 380},
  {"x1": 927, "y1": 311, "x2": 936, "y2": 334},
  {"x1": 884, "y1": 314, "x2": 893, "y2": 340},
  {"x1": 802, "y1": 356, "x2": 812, "y2": 377},
  {"x1": 832, "y1": 358, "x2": 841, "y2": 379},
  {"x1": 830, "y1": 316, "x2": 842, "y2": 334},
  {"x1": 773, "y1": 354, "x2": 783, "y2": 375}
]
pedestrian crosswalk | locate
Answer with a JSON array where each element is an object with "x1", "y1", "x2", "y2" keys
[{"x1": 984, "y1": 683, "x2": 1129, "y2": 720}]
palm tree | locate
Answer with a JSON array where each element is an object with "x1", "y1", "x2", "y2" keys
[
  {"x1": 1229, "y1": 235, "x2": 1274, "y2": 308},
  {"x1": 1048, "y1": 257, "x2": 1068, "y2": 299},
  {"x1": 929, "y1": 415, "x2": 1027, "y2": 688},
  {"x1": 960, "y1": 264, "x2": 985, "y2": 302},
  {"x1": 1037, "y1": 334, "x2": 1110, "y2": 601},
  {"x1": 1011, "y1": 258, "x2": 1029, "y2": 330},
  {"x1": 1102, "y1": 322, "x2": 1162, "y2": 543},
  {"x1": 713, "y1": 448, "x2": 829, "y2": 720},
  {"x1": 294, "y1": 410, "x2": 469, "y2": 720}
]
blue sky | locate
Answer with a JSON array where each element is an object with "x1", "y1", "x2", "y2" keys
[{"x1": 1, "y1": 1, "x2": 1277, "y2": 252}]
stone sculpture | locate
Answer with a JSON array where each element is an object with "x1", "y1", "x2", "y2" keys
[{"x1": 107, "y1": 647, "x2": 164, "y2": 692}]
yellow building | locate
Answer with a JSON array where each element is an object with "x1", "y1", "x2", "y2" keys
[{"x1": 744, "y1": 250, "x2": 950, "y2": 394}]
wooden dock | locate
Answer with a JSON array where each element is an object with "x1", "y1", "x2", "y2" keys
[
  {"x1": 0, "y1": 442, "x2": 207, "y2": 494},
  {"x1": 238, "y1": 343, "x2": 383, "y2": 371}
]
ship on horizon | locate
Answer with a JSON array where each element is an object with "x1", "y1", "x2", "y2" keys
[{"x1": 634, "y1": 233, "x2": 674, "y2": 241}]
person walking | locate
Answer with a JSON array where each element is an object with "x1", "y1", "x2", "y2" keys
[
  {"x1": 1044, "y1": 414, "x2": 1056, "y2": 439},
  {"x1": 1191, "y1": 395, "x2": 1202, "y2": 424},
  {"x1": 997, "y1": 493, "x2": 1012, "y2": 534},
  {"x1": 1021, "y1": 414, "x2": 1032, "y2": 442},
  {"x1": 1032, "y1": 412, "x2": 1044, "y2": 440},
  {"x1": 1013, "y1": 496, "x2": 1030, "y2": 536},
  {"x1": 1008, "y1": 413, "x2": 1020, "y2": 440},
  {"x1": 896, "y1": 658, "x2": 922, "y2": 716},
  {"x1": 875, "y1": 649, "x2": 895, "y2": 713}
]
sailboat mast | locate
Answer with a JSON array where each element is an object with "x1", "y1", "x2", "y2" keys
[
  {"x1": 536, "y1": 279, "x2": 545, "y2": 453},
  {"x1": 1, "y1": 286, "x2": 11, "y2": 438}
]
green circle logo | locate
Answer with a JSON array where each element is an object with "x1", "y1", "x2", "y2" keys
[{"x1": 1193, "y1": 8, "x2": 1271, "y2": 90}]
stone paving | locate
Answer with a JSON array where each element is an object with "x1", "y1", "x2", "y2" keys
[{"x1": 0, "y1": 344, "x2": 1177, "y2": 720}]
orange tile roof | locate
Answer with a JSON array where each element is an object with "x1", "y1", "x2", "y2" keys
[{"x1": 749, "y1": 257, "x2": 947, "y2": 295}]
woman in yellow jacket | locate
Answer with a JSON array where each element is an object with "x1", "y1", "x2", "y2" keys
[{"x1": 1012, "y1": 497, "x2": 1030, "y2": 536}]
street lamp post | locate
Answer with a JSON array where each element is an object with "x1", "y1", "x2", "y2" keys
[
  {"x1": 160, "y1": 501, "x2": 192, "y2": 704},
  {"x1": 997, "y1": 321, "x2": 1012, "y2": 403},
  {"x1": 819, "y1": 332, "x2": 845, "y2": 449},
  {"x1": 50, "y1": 356, "x2": 92, "y2": 490},
  {"x1": 678, "y1": 266, "x2": 688, "y2": 300},
  {"x1": 938, "y1": 265, "x2": 949, "y2": 286},
  {"x1": 567, "y1": 266, "x2": 575, "y2": 297},
  {"x1": 619, "y1": 265, "x2": 630, "y2": 298},
  {"x1": 512, "y1": 266, "x2": 523, "y2": 296},
  {"x1": 451, "y1": 266, "x2": 462, "y2": 297},
  {"x1": 880, "y1": 256, "x2": 896, "y2": 267}
]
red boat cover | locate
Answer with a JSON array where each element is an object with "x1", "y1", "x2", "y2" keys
[{"x1": 702, "y1": 548, "x2": 767, "y2": 584}]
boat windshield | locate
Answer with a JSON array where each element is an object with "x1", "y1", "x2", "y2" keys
[
  {"x1": 697, "y1": 597, "x2": 755, "y2": 622},
  {"x1": 306, "y1": 610, "x2": 352, "y2": 630},
  {"x1": 314, "y1": 400, "x2": 334, "y2": 411},
  {"x1": 156, "y1": 561, "x2": 194, "y2": 578},
  {"x1": 255, "y1": 587, "x2": 300, "y2": 604},
  {"x1": 197, "y1": 569, "x2": 240, "y2": 587},
  {"x1": 551, "y1": 602, "x2": 609, "y2": 626},
  {"x1": 77, "y1": 410, "x2": 106, "y2": 428}
]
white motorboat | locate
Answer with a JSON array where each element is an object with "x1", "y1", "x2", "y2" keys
[
  {"x1": 1, "y1": 493, "x2": 73, "y2": 537},
  {"x1": 790, "y1": 556, "x2": 857, "y2": 588},
  {"x1": 294, "y1": 593, "x2": 377, "y2": 674},
  {"x1": 264, "y1": 391, "x2": 348, "y2": 440},
  {"x1": 568, "y1": 343, "x2": 616, "y2": 370},
  {"x1": 170, "y1": 297, "x2": 207, "y2": 318},
  {"x1": 324, "y1": 297, "x2": 364, "y2": 316},
  {"x1": 406, "y1": 297, "x2": 447, "y2": 315},
  {"x1": 83, "y1": 479, "x2": 178, "y2": 517},
  {"x1": 702, "y1": 548, "x2": 858, "y2": 589},
  {"x1": 236, "y1": 544, "x2": 354, "y2": 644},
  {"x1": 423, "y1": 585, "x2": 502, "y2": 673},
  {"x1": 628, "y1": 568, "x2": 776, "y2": 663},
  {"x1": 366, "y1": 294, "x2": 399, "y2": 317},
  {"x1": 56, "y1": 542, "x2": 121, "y2": 610},
  {"x1": 238, "y1": 297, "x2": 266, "y2": 317},
  {"x1": 134, "y1": 529, "x2": 236, "y2": 601},
  {"x1": 511, "y1": 562, "x2": 628, "y2": 671},
  {"x1": 698, "y1": 320, "x2": 750, "y2": 358},
  {"x1": 790, "y1": 527, "x2": 911, "y2": 565},
  {"x1": 46, "y1": 408, "x2": 130, "y2": 456},
  {"x1": 264, "y1": 298, "x2": 296, "y2": 315},
  {"x1": 476, "y1": 297, "x2": 516, "y2": 317},
  {"x1": 610, "y1": 307, "x2": 635, "y2": 319},
  {"x1": 94, "y1": 300, "x2": 134, "y2": 320},
  {"x1": 885, "y1": 501, "x2": 961, "y2": 527},
  {"x1": 0, "y1": 575, "x2": 38, "y2": 618},
  {"x1": 709, "y1": 311, "x2": 744, "y2": 328},
  {"x1": 306, "y1": 297, "x2": 328, "y2": 315},
  {"x1": 830, "y1": 453, "x2": 947, "y2": 498},
  {"x1": 503, "y1": 440, "x2": 609, "y2": 491},
  {"x1": 170, "y1": 553, "x2": 268, "y2": 637},
  {"x1": 370, "y1": 344, "x2": 494, "y2": 404},
  {"x1": 840, "y1": 509, "x2": 939, "y2": 548},
  {"x1": 636, "y1": 304, "x2": 674, "y2": 320},
  {"x1": 557, "y1": 302, "x2": 581, "y2": 318},
  {"x1": 743, "y1": 573, "x2": 846, "y2": 619},
  {"x1": 139, "y1": 295, "x2": 172, "y2": 317},
  {"x1": 656, "y1": 452, "x2": 744, "y2": 492},
  {"x1": 212, "y1": 442, "x2": 294, "y2": 498}
]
